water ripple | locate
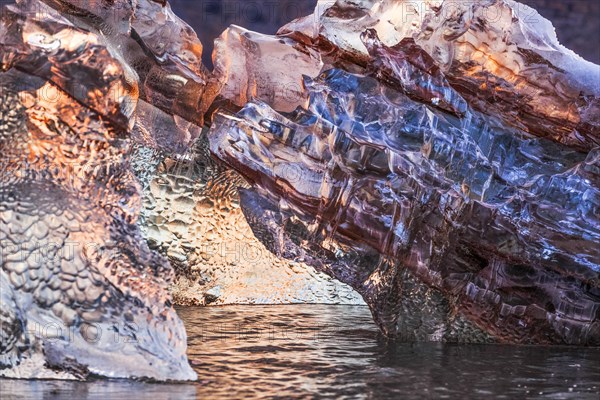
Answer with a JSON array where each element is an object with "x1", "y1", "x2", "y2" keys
[{"x1": 1, "y1": 305, "x2": 599, "y2": 399}]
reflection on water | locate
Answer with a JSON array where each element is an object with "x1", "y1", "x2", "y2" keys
[{"x1": 1, "y1": 305, "x2": 599, "y2": 399}]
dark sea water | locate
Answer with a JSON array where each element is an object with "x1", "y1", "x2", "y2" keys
[{"x1": 1, "y1": 305, "x2": 599, "y2": 399}]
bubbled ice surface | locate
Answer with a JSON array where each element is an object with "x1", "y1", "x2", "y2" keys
[
  {"x1": 0, "y1": 0, "x2": 196, "y2": 380},
  {"x1": 135, "y1": 135, "x2": 365, "y2": 306}
]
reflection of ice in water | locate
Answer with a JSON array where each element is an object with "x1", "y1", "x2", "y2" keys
[{"x1": 3, "y1": 305, "x2": 599, "y2": 399}]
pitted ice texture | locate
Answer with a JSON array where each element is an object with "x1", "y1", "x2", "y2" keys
[
  {"x1": 0, "y1": 0, "x2": 197, "y2": 380},
  {"x1": 136, "y1": 134, "x2": 365, "y2": 306}
]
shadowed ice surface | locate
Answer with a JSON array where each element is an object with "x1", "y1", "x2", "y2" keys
[{"x1": 1, "y1": 305, "x2": 599, "y2": 399}]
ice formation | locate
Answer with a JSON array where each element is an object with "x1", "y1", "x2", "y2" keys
[
  {"x1": 213, "y1": 25, "x2": 324, "y2": 113},
  {"x1": 209, "y1": 0, "x2": 600, "y2": 344},
  {"x1": 279, "y1": 0, "x2": 600, "y2": 149},
  {"x1": 1, "y1": 0, "x2": 599, "y2": 382},
  {"x1": 135, "y1": 136, "x2": 364, "y2": 306},
  {"x1": 0, "y1": 0, "x2": 199, "y2": 380}
]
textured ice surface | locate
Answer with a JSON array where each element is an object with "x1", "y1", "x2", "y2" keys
[
  {"x1": 0, "y1": 2, "x2": 362, "y2": 383},
  {"x1": 41, "y1": 0, "x2": 219, "y2": 153},
  {"x1": 209, "y1": 0, "x2": 600, "y2": 344},
  {"x1": 209, "y1": 68, "x2": 599, "y2": 344},
  {"x1": 134, "y1": 135, "x2": 364, "y2": 306},
  {"x1": 280, "y1": 0, "x2": 600, "y2": 150},
  {"x1": 0, "y1": 0, "x2": 196, "y2": 380},
  {"x1": 213, "y1": 25, "x2": 324, "y2": 113}
]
